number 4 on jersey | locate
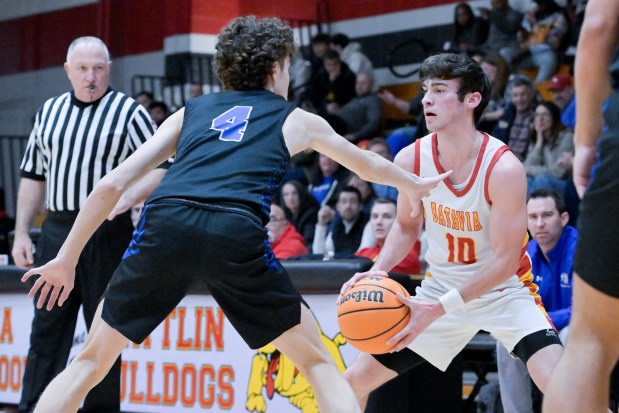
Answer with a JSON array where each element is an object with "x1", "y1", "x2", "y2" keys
[{"x1": 211, "y1": 106, "x2": 253, "y2": 142}]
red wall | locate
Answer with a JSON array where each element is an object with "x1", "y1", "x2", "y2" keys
[{"x1": 0, "y1": 0, "x2": 458, "y2": 75}]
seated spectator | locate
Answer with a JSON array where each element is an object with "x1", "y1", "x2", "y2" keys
[
  {"x1": 355, "y1": 198, "x2": 421, "y2": 275},
  {"x1": 379, "y1": 88, "x2": 427, "y2": 156},
  {"x1": 367, "y1": 138, "x2": 398, "y2": 201},
  {"x1": 324, "y1": 72, "x2": 383, "y2": 143},
  {"x1": 308, "y1": 49, "x2": 357, "y2": 116},
  {"x1": 511, "y1": 0, "x2": 571, "y2": 83},
  {"x1": 134, "y1": 91, "x2": 154, "y2": 109},
  {"x1": 308, "y1": 153, "x2": 350, "y2": 207},
  {"x1": 298, "y1": 33, "x2": 331, "y2": 111},
  {"x1": 312, "y1": 187, "x2": 369, "y2": 258},
  {"x1": 279, "y1": 180, "x2": 319, "y2": 246},
  {"x1": 548, "y1": 73, "x2": 576, "y2": 129},
  {"x1": 477, "y1": 0, "x2": 524, "y2": 61},
  {"x1": 524, "y1": 100, "x2": 574, "y2": 195},
  {"x1": 346, "y1": 173, "x2": 376, "y2": 214},
  {"x1": 493, "y1": 75, "x2": 538, "y2": 160},
  {"x1": 267, "y1": 203, "x2": 309, "y2": 259},
  {"x1": 497, "y1": 189, "x2": 575, "y2": 412},
  {"x1": 478, "y1": 53, "x2": 511, "y2": 133},
  {"x1": 148, "y1": 101, "x2": 169, "y2": 127},
  {"x1": 330, "y1": 33, "x2": 374, "y2": 76},
  {"x1": 444, "y1": 2, "x2": 488, "y2": 56}
]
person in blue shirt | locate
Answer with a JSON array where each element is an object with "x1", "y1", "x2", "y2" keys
[{"x1": 497, "y1": 188, "x2": 576, "y2": 413}]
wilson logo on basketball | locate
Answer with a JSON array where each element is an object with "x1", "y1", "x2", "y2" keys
[{"x1": 339, "y1": 289, "x2": 385, "y2": 305}]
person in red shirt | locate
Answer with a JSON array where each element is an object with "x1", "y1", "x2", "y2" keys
[
  {"x1": 268, "y1": 203, "x2": 309, "y2": 259},
  {"x1": 355, "y1": 198, "x2": 421, "y2": 275}
]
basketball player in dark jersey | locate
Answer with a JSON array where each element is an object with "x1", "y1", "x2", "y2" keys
[
  {"x1": 21, "y1": 16, "x2": 448, "y2": 413},
  {"x1": 544, "y1": 0, "x2": 619, "y2": 411}
]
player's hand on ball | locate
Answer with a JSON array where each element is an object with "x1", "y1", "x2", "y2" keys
[
  {"x1": 386, "y1": 295, "x2": 445, "y2": 352},
  {"x1": 21, "y1": 257, "x2": 76, "y2": 311},
  {"x1": 337, "y1": 270, "x2": 388, "y2": 304}
]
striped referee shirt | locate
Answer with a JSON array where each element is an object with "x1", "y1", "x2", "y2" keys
[{"x1": 20, "y1": 88, "x2": 156, "y2": 211}]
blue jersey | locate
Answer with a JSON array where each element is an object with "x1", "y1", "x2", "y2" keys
[
  {"x1": 150, "y1": 90, "x2": 296, "y2": 224},
  {"x1": 527, "y1": 225, "x2": 578, "y2": 330}
]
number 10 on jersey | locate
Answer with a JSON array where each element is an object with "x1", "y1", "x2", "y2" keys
[{"x1": 446, "y1": 233, "x2": 477, "y2": 264}]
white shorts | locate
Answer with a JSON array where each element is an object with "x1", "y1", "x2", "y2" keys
[{"x1": 407, "y1": 277, "x2": 553, "y2": 371}]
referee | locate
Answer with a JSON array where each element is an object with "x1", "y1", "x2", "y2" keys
[{"x1": 11, "y1": 37, "x2": 158, "y2": 413}]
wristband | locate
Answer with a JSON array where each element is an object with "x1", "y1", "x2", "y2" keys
[{"x1": 439, "y1": 289, "x2": 465, "y2": 313}]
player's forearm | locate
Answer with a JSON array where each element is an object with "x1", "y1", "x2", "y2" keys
[
  {"x1": 457, "y1": 253, "x2": 520, "y2": 303},
  {"x1": 56, "y1": 177, "x2": 124, "y2": 264},
  {"x1": 574, "y1": 3, "x2": 616, "y2": 145}
]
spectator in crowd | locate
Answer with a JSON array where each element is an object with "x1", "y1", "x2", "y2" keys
[
  {"x1": 134, "y1": 90, "x2": 154, "y2": 109},
  {"x1": 11, "y1": 36, "x2": 159, "y2": 413},
  {"x1": 0, "y1": 188, "x2": 15, "y2": 256},
  {"x1": 478, "y1": 53, "x2": 511, "y2": 133},
  {"x1": 548, "y1": 73, "x2": 576, "y2": 129},
  {"x1": 267, "y1": 203, "x2": 309, "y2": 259},
  {"x1": 297, "y1": 33, "x2": 330, "y2": 110},
  {"x1": 346, "y1": 173, "x2": 376, "y2": 215},
  {"x1": 324, "y1": 72, "x2": 383, "y2": 143},
  {"x1": 477, "y1": 0, "x2": 524, "y2": 61},
  {"x1": 308, "y1": 153, "x2": 350, "y2": 207},
  {"x1": 279, "y1": 180, "x2": 319, "y2": 246},
  {"x1": 497, "y1": 189, "x2": 575, "y2": 413},
  {"x1": 523, "y1": 100, "x2": 574, "y2": 194},
  {"x1": 148, "y1": 101, "x2": 169, "y2": 127},
  {"x1": 312, "y1": 187, "x2": 369, "y2": 258},
  {"x1": 379, "y1": 88, "x2": 427, "y2": 156},
  {"x1": 330, "y1": 33, "x2": 374, "y2": 76},
  {"x1": 368, "y1": 138, "x2": 399, "y2": 201},
  {"x1": 444, "y1": 2, "x2": 488, "y2": 56},
  {"x1": 493, "y1": 75, "x2": 538, "y2": 160},
  {"x1": 309, "y1": 49, "x2": 357, "y2": 116},
  {"x1": 355, "y1": 198, "x2": 421, "y2": 275},
  {"x1": 513, "y1": 0, "x2": 571, "y2": 83}
]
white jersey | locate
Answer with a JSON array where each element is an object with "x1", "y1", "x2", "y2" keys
[{"x1": 414, "y1": 132, "x2": 531, "y2": 297}]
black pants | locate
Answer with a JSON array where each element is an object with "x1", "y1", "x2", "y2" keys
[{"x1": 19, "y1": 210, "x2": 133, "y2": 413}]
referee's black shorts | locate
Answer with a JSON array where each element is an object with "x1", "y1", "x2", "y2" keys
[
  {"x1": 102, "y1": 198, "x2": 306, "y2": 349},
  {"x1": 575, "y1": 91, "x2": 619, "y2": 298}
]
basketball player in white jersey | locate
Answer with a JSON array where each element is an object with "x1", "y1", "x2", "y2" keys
[{"x1": 339, "y1": 53, "x2": 563, "y2": 410}]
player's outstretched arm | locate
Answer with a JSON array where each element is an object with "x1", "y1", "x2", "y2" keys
[
  {"x1": 22, "y1": 109, "x2": 184, "y2": 310},
  {"x1": 573, "y1": 0, "x2": 618, "y2": 197},
  {"x1": 283, "y1": 109, "x2": 449, "y2": 218}
]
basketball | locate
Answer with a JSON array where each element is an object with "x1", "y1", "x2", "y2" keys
[{"x1": 337, "y1": 276, "x2": 411, "y2": 354}]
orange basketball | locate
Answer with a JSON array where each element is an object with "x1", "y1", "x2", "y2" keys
[{"x1": 337, "y1": 276, "x2": 411, "y2": 354}]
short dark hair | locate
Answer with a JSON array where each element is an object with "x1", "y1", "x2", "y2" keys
[
  {"x1": 135, "y1": 91, "x2": 154, "y2": 100},
  {"x1": 214, "y1": 16, "x2": 296, "y2": 91},
  {"x1": 528, "y1": 188, "x2": 567, "y2": 214},
  {"x1": 338, "y1": 186, "x2": 362, "y2": 203},
  {"x1": 312, "y1": 33, "x2": 331, "y2": 45},
  {"x1": 148, "y1": 101, "x2": 168, "y2": 112},
  {"x1": 419, "y1": 53, "x2": 491, "y2": 124},
  {"x1": 372, "y1": 197, "x2": 396, "y2": 209},
  {"x1": 330, "y1": 33, "x2": 350, "y2": 48},
  {"x1": 323, "y1": 49, "x2": 341, "y2": 62}
]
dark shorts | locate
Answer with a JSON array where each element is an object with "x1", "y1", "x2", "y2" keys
[
  {"x1": 575, "y1": 92, "x2": 619, "y2": 298},
  {"x1": 102, "y1": 198, "x2": 306, "y2": 349}
]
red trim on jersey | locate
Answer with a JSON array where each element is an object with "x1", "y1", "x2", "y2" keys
[
  {"x1": 431, "y1": 132, "x2": 489, "y2": 197},
  {"x1": 414, "y1": 138, "x2": 421, "y2": 176},
  {"x1": 483, "y1": 145, "x2": 511, "y2": 205}
]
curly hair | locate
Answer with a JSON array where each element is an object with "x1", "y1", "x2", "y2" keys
[
  {"x1": 214, "y1": 16, "x2": 296, "y2": 91},
  {"x1": 419, "y1": 53, "x2": 491, "y2": 124}
]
